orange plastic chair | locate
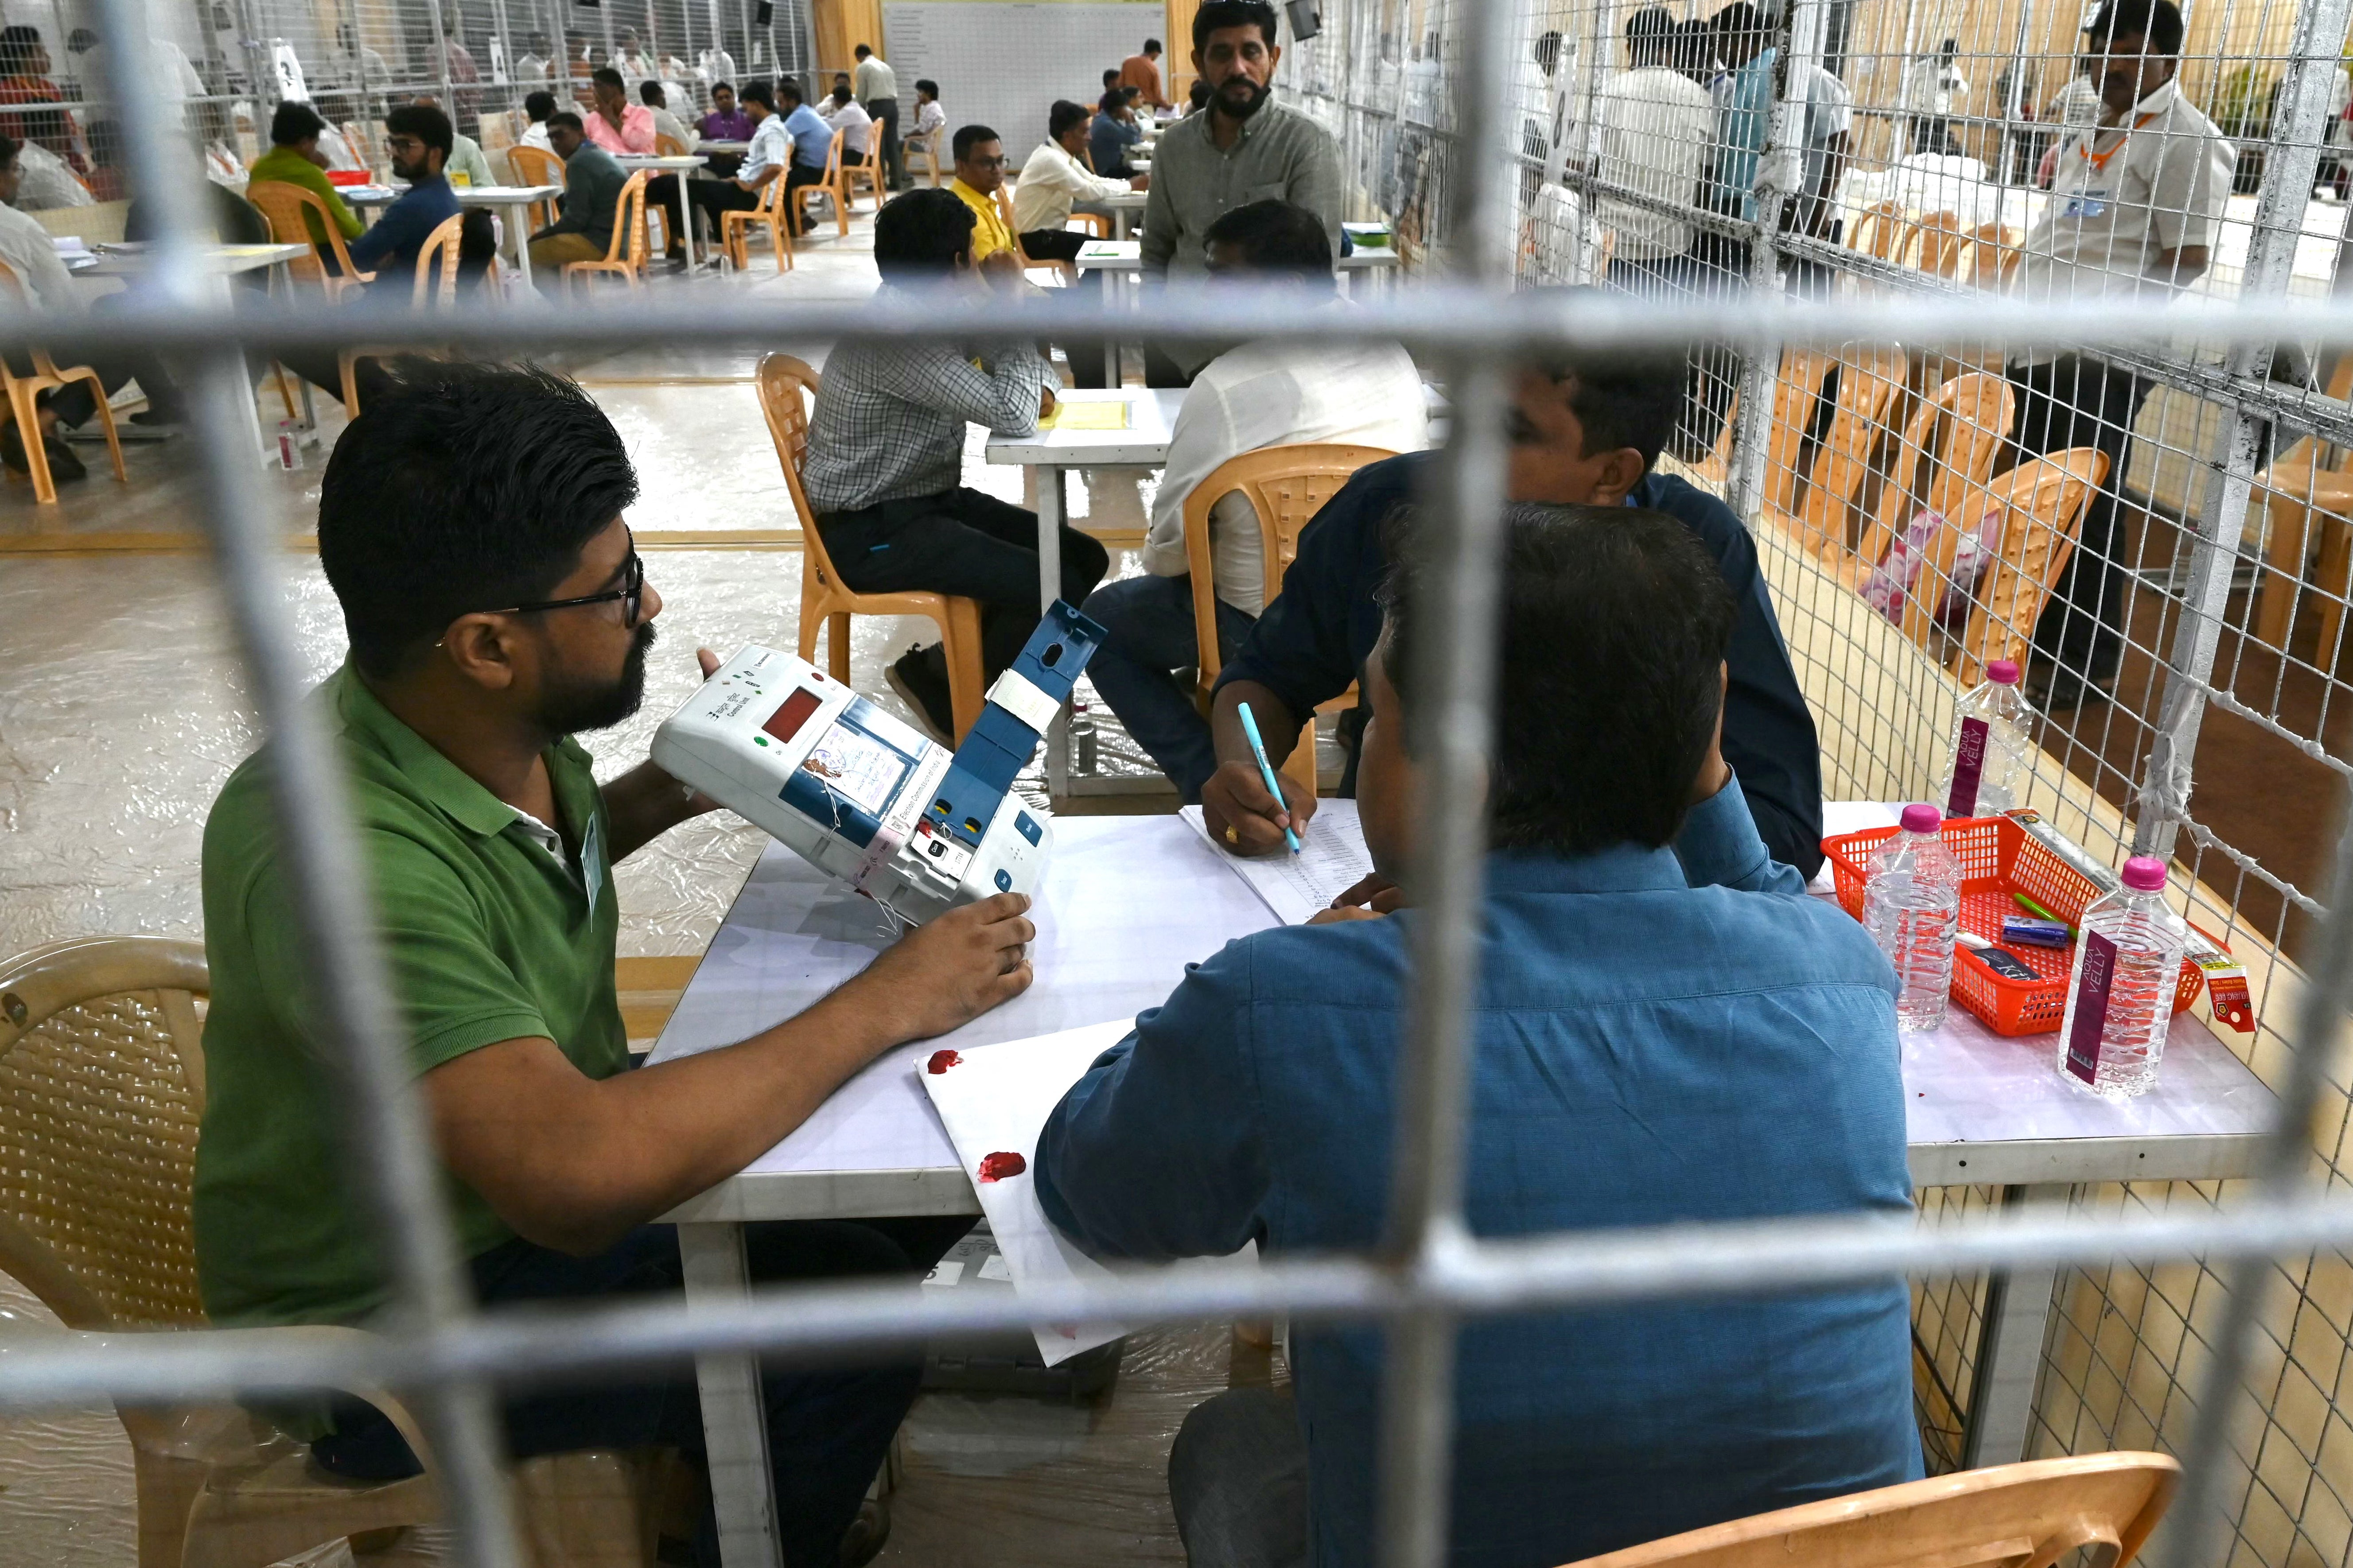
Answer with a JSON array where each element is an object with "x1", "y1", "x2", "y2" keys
[
  {"x1": 0, "y1": 935, "x2": 692, "y2": 1568},
  {"x1": 1180, "y1": 442, "x2": 1399, "y2": 793},
  {"x1": 2249, "y1": 351, "x2": 2353, "y2": 667},
  {"x1": 245, "y1": 179, "x2": 374, "y2": 301},
  {"x1": 1967, "y1": 221, "x2": 2023, "y2": 289},
  {"x1": 722, "y1": 172, "x2": 795, "y2": 273},
  {"x1": 0, "y1": 259, "x2": 127, "y2": 505},
  {"x1": 506, "y1": 142, "x2": 566, "y2": 229},
  {"x1": 1851, "y1": 371, "x2": 2018, "y2": 579},
  {"x1": 797, "y1": 128, "x2": 852, "y2": 240},
  {"x1": 564, "y1": 169, "x2": 650, "y2": 292},
  {"x1": 845, "y1": 129, "x2": 885, "y2": 207},
  {"x1": 1906, "y1": 210, "x2": 1968, "y2": 278},
  {"x1": 336, "y1": 214, "x2": 467, "y2": 415},
  {"x1": 755, "y1": 354, "x2": 988, "y2": 741},
  {"x1": 997, "y1": 185, "x2": 1074, "y2": 283},
  {"x1": 1847, "y1": 200, "x2": 1910, "y2": 264},
  {"x1": 1763, "y1": 343, "x2": 1907, "y2": 560},
  {"x1": 1932, "y1": 447, "x2": 2107, "y2": 676},
  {"x1": 654, "y1": 131, "x2": 688, "y2": 156},
  {"x1": 904, "y1": 128, "x2": 942, "y2": 186}
]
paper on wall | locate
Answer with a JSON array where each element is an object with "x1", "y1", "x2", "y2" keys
[
  {"x1": 1179, "y1": 799, "x2": 1373, "y2": 925},
  {"x1": 918, "y1": 1020, "x2": 1257, "y2": 1365}
]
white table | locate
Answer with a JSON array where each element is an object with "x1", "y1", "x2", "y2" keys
[
  {"x1": 653, "y1": 809, "x2": 2276, "y2": 1567},
  {"x1": 345, "y1": 184, "x2": 564, "y2": 285},
  {"x1": 615, "y1": 153, "x2": 713, "y2": 269},
  {"x1": 652, "y1": 815, "x2": 1274, "y2": 1568},
  {"x1": 1099, "y1": 187, "x2": 1149, "y2": 239},
  {"x1": 74, "y1": 242, "x2": 316, "y2": 465},
  {"x1": 984, "y1": 388, "x2": 1185, "y2": 796}
]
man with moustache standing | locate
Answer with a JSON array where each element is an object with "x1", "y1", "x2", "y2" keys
[{"x1": 1138, "y1": 0, "x2": 1342, "y2": 386}]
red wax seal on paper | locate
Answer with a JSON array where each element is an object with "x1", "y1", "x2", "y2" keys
[
  {"x1": 926, "y1": 1049, "x2": 962, "y2": 1075},
  {"x1": 976, "y1": 1151, "x2": 1027, "y2": 1183}
]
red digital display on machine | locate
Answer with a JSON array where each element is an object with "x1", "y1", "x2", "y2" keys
[{"x1": 762, "y1": 688, "x2": 824, "y2": 745}]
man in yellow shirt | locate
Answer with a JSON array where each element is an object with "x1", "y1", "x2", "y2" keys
[{"x1": 947, "y1": 124, "x2": 1015, "y2": 261}]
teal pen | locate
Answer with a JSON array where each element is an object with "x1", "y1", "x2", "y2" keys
[{"x1": 1236, "y1": 702, "x2": 1302, "y2": 854}]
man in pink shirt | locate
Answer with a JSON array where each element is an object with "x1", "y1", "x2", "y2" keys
[{"x1": 583, "y1": 66, "x2": 654, "y2": 152}]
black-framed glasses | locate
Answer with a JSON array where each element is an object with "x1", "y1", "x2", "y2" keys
[{"x1": 487, "y1": 535, "x2": 646, "y2": 626}]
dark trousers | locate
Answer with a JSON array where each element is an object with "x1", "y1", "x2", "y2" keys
[
  {"x1": 1020, "y1": 228, "x2": 1110, "y2": 390},
  {"x1": 817, "y1": 486, "x2": 1112, "y2": 675},
  {"x1": 1169, "y1": 1387, "x2": 1310, "y2": 1568},
  {"x1": 1079, "y1": 572, "x2": 1257, "y2": 800},
  {"x1": 867, "y1": 98, "x2": 901, "y2": 186},
  {"x1": 644, "y1": 173, "x2": 684, "y2": 250},
  {"x1": 312, "y1": 1216, "x2": 968, "y2": 1568},
  {"x1": 2003, "y1": 355, "x2": 2152, "y2": 687}
]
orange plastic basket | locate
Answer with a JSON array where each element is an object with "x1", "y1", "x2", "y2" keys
[{"x1": 1824, "y1": 815, "x2": 2202, "y2": 1037}]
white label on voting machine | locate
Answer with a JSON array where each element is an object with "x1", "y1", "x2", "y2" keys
[
  {"x1": 919, "y1": 1020, "x2": 1256, "y2": 1365},
  {"x1": 1179, "y1": 799, "x2": 1373, "y2": 925}
]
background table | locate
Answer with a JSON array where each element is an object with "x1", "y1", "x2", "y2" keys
[
  {"x1": 984, "y1": 388, "x2": 1184, "y2": 796},
  {"x1": 653, "y1": 808, "x2": 2277, "y2": 1566},
  {"x1": 1098, "y1": 187, "x2": 1148, "y2": 238},
  {"x1": 346, "y1": 184, "x2": 564, "y2": 285},
  {"x1": 615, "y1": 154, "x2": 713, "y2": 268}
]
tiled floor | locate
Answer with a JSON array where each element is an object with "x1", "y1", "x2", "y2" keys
[{"x1": 0, "y1": 206, "x2": 1211, "y2": 1567}]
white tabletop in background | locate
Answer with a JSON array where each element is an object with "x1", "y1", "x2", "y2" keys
[
  {"x1": 982, "y1": 387, "x2": 1184, "y2": 468},
  {"x1": 652, "y1": 815, "x2": 1276, "y2": 1221},
  {"x1": 345, "y1": 183, "x2": 561, "y2": 204},
  {"x1": 696, "y1": 140, "x2": 751, "y2": 152},
  {"x1": 73, "y1": 241, "x2": 307, "y2": 276},
  {"x1": 615, "y1": 154, "x2": 710, "y2": 170},
  {"x1": 653, "y1": 810, "x2": 2276, "y2": 1223}
]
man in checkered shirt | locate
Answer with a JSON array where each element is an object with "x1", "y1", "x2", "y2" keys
[{"x1": 801, "y1": 187, "x2": 1110, "y2": 740}]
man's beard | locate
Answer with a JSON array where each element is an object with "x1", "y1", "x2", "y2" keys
[
  {"x1": 540, "y1": 620, "x2": 656, "y2": 735},
  {"x1": 1216, "y1": 75, "x2": 1271, "y2": 119}
]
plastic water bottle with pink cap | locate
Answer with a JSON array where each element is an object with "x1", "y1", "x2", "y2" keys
[
  {"x1": 1940, "y1": 659, "x2": 2035, "y2": 818},
  {"x1": 2056, "y1": 856, "x2": 2191, "y2": 1098},
  {"x1": 1863, "y1": 803, "x2": 1960, "y2": 1032}
]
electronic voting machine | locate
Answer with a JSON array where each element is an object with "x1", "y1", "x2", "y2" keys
[{"x1": 651, "y1": 603, "x2": 1105, "y2": 926}]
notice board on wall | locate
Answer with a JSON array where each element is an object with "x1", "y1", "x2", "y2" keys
[{"x1": 881, "y1": 0, "x2": 1161, "y2": 164}]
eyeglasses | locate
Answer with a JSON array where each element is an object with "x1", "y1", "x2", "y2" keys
[{"x1": 486, "y1": 535, "x2": 646, "y2": 626}]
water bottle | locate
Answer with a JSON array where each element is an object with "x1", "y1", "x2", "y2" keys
[
  {"x1": 2056, "y1": 855, "x2": 2191, "y2": 1098},
  {"x1": 1941, "y1": 659, "x2": 2034, "y2": 818},
  {"x1": 1862, "y1": 803, "x2": 1961, "y2": 1032}
]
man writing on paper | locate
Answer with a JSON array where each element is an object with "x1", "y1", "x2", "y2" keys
[
  {"x1": 1035, "y1": 503, "x2": 1919, "y2": 1568},
  {"x1": 1197, "y1": 308, "x2": 1826, "y2": 877},
  {"x1": 196, "y1": 361, "x2": 1035, "y2": 1567}
]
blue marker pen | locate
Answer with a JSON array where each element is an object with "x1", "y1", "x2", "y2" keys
[{"x1": 1236, "y1": 701, "x2": 1302, "y2": 854}]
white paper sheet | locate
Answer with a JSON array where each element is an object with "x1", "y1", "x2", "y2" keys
[
  {"x1": 919, "y1": 1020, "x2": 1257, "y2": 1365},
  {"x1": 1178, "y1": 799, "x2": 1374, "y2": 925}
]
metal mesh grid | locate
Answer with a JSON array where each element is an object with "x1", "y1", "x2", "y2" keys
[{"x1": 8, "y1": 0, "x2": 2353, "y2": 1566}]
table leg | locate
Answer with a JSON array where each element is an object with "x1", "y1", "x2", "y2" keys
[
  {"x1": 1035, "y1": 462, "x2": 1071, "y2": 796},
  {"x1": 1960, "y1": 1182, "x2": 2068, "y2": 1467},
  {"x1": 676, "y1": 178, "x2": 700, "y2": 270},
  {"x1": 1114, "y1": 207, "x2": 1131, "y2": 241},
  {"x1": 678, "y1": 1221, "x2": 784, "y2": 1568},
  {"x1": 509, "y1": 201, "x2": 534, "y2": 288}
]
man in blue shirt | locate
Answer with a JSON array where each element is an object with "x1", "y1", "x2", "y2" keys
[
  {"x1": 691, "y1": 79, "x2": 832, "y2": 240},
  {"x1": 1035, "y1": 503, "x2": 1920, "y2": 1568},
  {"x1": 349, "y1": 102, "x2": 463, "y2": 280},
  {"x1": 1198, "y1": 311, "x2": 1826, "y2": 877}
]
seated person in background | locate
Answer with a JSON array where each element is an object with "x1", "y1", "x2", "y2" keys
[
  {"x1": 527, "y1": 113, "x2": 627, "y2": 285},
  {"x1": 1082, "y1": 200, "x2": 1425, "y2": 800},
  {"x1": 909, "y1": 79, "x2": 946, "y2": 158},
  {"x1": 1201, "y1": 303, "x2": 1826, "y2": 877},
  {"x1": 800, "y1": 188, "x2": 1109, "y2": 741},
  {"x1": 700, "y1": 80, "x2": 751, "y2": 142},
  {"x1": 641, "y1": 78, "x2": 692, "y2": 148},
  {"x1": 517, "y1": 88, "x2": 560, "y2": 152},
  {"x1": 946, "y1": 124, "x2": 1017, "y2": 261},
  {"x1": 1036, "y1": 502, "x2": 1921, "y2": 1568},
  {"x1": 688, "y1": 81, "x2": 819, "y2": 241},
  {"x1": 0, "y1": 26, "x2": 86, "y2": 175},
  {"x1": 248, "y1": 100, "x2": 365, "y2": 254},
  {"x1": 350, "y1": 104, "x2": 463, "y2": 276},
  {"x1": 1014, "y1": 97, "x2": 1142, "y2": 259},
  {"x1": 1089, "y1": 87, "x2": 1145, "y2": 177},
  {"x1": 312, "y1": 97, "x2": 368, "y2": 171},
  {"x1": 197, "y1": 359, "x2": 1032, "y2": 1568},
  {"x1": 1184, "y1": 77, "x2": 1212, "y2": 115},
  {"x1": 411, "y1": 93, "x2": 496, "y2": 187},
  {"x1": 820, "y1": 79, "x2": 874, "y2": 159},
  {"x1": 582, "y1": 66, "x2": 654, "y2": 153},
  {"x1": 0, "y1": 131, "x2": 101, "y2": 477}
]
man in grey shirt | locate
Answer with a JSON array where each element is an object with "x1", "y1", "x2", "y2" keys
[
  {"x1": 1141, "y1": 0, "x2": 1342, "y2": 384},
  {"x1": 527, "y1": 113, "x2": 631, "y2": 291}
]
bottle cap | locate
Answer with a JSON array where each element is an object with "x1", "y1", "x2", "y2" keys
[
  {"x1": 1900, "y1": 803, "x2": 1942, "y2": 834},
  {"x1": 2121, "y1": 855, "x2": 2168, "y2": 892},
  {"x1": 1986, "y1": 659, "x2": 2020, "y2": 684}
]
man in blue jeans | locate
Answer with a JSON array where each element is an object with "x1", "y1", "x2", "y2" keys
[{"x1": 1036, "y1": 503, "x2": 1920, "y2": 1567}]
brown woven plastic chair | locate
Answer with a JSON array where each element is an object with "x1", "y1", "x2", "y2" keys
[
  {"x1": 757, "y1": 353, "x2": 987, "y2": 740},
  {"x1": 0, "y1": 935, "x2": 692, "y2": 1568},
  {"x1": 0, "y1": 258, "x2": 128, "y2": 505},
  {"x1": 1180, "y1": 442, "x2": 1398, "y2": 794},
  {"x1": 1556, "y1": 1451, "x2": 2178, "y2": 1568}
]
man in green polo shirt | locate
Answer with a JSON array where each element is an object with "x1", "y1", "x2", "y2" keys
[{"x1": 196, "y1": 360, "x2": 1035, "y2": 1568}]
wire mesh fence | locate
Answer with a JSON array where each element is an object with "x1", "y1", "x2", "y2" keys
[{"x1": 12, "y1": 0, "x2": 2353, "y2": 1565}]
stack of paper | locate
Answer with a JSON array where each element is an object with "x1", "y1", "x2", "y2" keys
[
  {"x1": 918, "y1": 1021, "x2": 1256, "y2": 1365},
  {"x1": 1178, "y1": 799, "x2": 1374, "y2": 925}
]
